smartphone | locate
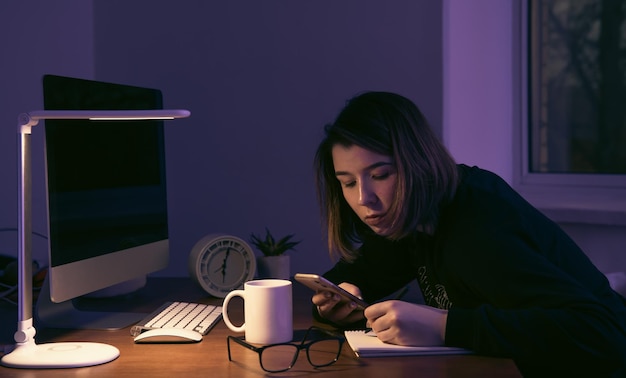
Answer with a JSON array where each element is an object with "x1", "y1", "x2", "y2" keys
[{"x1": 294, "y1": 273, "x2": 368, "y2": 309}]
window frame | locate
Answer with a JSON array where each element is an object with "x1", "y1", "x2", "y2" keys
[{"x1": 513, "y1": 0, "x2": 626, "y2": 226}]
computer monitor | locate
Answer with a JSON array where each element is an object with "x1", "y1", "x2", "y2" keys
[{"x1": 36, "y1": 75, "x2": 170, "y2": 329}]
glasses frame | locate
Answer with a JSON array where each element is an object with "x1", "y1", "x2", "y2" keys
[{"x1": 227, "y1": 326, "x2": 345, "y2": 373}]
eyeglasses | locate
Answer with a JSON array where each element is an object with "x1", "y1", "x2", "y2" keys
[{"x1": 227, "y1": 326, "x2": 345, "y2": 373}]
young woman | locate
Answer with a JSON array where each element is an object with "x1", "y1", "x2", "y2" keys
[{"x1": 312, "y1": 91, "x2": 626, "y2": 376}]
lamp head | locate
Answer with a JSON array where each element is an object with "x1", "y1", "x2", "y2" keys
[{"x1": 18, "y1": 109, "x2": 190, "y2": 133}]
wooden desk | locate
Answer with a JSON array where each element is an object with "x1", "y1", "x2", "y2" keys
[{"x1": 0, "y1": 278, "x2": 521, "y2": 377}]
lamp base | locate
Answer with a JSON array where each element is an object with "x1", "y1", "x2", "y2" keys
[{"x1": 1, "y1": 341, "x2": 119, "y2": 369}]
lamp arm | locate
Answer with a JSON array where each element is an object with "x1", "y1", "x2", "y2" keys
[{"x1": 14, "y1": 115, "x2": 37, "y2": 346}]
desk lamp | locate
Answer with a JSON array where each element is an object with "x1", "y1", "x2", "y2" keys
[{"x1": 1, "y1": 109, "x2": 190, "y2": 369}]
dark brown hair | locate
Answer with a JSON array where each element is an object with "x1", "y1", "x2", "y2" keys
[{"x1": 314, "y1": 91, "x2": 458, "y2": 261}]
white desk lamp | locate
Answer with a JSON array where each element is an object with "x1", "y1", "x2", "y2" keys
[{"x1": 1, "y1": 109, "x2": 190, "y2": 369}]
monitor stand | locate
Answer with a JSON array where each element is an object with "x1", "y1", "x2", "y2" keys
[{"x1": 35, "y1": 276, "x2": 147, "y2": 330}]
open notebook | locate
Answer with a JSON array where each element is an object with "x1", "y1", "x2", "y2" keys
[{"x1": 344, "y1": 330, "x2": 472, "y2": 358}]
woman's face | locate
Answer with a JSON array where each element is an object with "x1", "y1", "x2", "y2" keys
[{"x1": 331, "y1": 144, "x2": 398, "y2": 236}]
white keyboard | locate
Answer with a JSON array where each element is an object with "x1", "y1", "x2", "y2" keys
[{"x1": 130, "y1": 301, "x2": 222, "y2": 337}]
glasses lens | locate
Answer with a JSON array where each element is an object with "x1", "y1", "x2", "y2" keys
[
  {"x1": 260, "y1": 344, "x2": 299, "y2": 372},
  {"x1": 307, "y1": 339, "x2": 342, "y2": 367}
]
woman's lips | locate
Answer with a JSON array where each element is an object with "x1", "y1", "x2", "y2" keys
[{"x1": 364, "y1": 214, "x2": 383, "y2": 226}]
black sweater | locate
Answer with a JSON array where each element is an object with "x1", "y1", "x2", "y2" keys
[{"x1": 323, "y1": 165, "x2": 626, "y2": 377}]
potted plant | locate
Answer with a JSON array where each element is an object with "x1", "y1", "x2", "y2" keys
[{"x1": 250, "y1": 228, "x2": 300, "y2": 279}]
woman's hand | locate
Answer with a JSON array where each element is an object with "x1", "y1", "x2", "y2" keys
[
  {"x1": 312, "y1": 282, "x2": 365, "y2": 325},
  {"x1": 364, "y1": 301, "x2": 448, "y2": 346}
]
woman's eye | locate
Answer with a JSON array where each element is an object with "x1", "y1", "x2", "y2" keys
[
  {"x1": 342, "y1": 181, "x2": 356, "y2": 188},
  {"x1": 372, "y1": 172, "x2": 390, "y2": 180}
]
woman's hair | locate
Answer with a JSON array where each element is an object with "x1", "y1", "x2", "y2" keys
[{"x1": 314, "y1": 91, "x2": 458, "y2": 262}]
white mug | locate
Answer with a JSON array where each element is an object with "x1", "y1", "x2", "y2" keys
[{"x1": 222, "y1": 279, "x2": 293, "y2": 344}]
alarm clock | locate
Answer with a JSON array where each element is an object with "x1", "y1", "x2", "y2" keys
[{"x1": 188, "y1": 234, "x2": 257, "y2": 298}]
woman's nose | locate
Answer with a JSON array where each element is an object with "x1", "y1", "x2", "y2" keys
[{"x1": 357, "y1": 182, "x2": 377, "y2": 205}]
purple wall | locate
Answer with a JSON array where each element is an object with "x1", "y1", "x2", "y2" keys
[{"x1": 92, "y1": 1, "x2": 443, "y2": 276}]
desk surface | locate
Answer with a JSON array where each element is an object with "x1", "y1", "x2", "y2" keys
[{"x1": 0, "y1": 277, "x2": 521, "y2": 377}]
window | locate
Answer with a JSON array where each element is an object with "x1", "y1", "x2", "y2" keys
[
  {"x1": 515, "y1": 0, "x2": 626, "y2": 225},
  {"x1": 529, "y1": 0, "x2": 626, "y2": 175}
]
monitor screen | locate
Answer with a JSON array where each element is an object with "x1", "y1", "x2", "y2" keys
[{"x1": 38, "y1": 75, "x2": 170, "y2": 329}]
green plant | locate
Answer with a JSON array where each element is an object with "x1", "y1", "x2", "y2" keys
[{"x1": 249, "y1": 228, "x2": 301, "y2": 257}]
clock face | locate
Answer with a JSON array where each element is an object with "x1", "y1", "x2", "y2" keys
[{"x1": 189, "y1": 234, "x2": 256, "y2": 298}]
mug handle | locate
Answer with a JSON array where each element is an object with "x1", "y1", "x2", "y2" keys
[{"x1": 222, "y1": 289, "x2": 245, "y2": 332}]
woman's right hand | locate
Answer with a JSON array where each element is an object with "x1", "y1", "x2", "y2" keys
[{"x1": 312, "y1": 282, "x2": 365, "y2": 325}]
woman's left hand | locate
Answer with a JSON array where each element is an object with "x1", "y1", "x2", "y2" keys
[{"x1": 363, "y1": 301, "x2": 448, "y2": 346}]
